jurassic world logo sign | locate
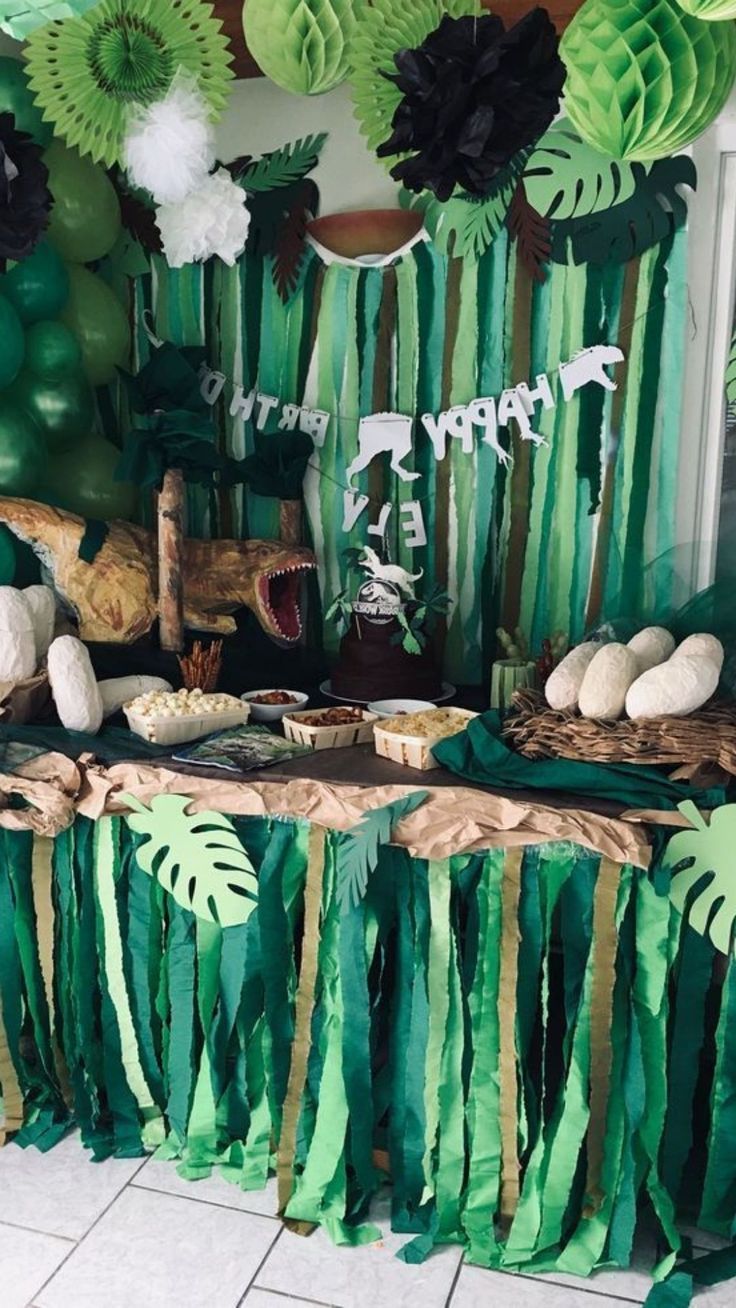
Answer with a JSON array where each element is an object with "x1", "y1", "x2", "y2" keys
[{"x1": 198, "y1": 344, "x2": 624, "y2": 551}]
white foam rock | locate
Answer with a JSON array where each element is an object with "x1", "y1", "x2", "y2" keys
[
  {"x1": 627, "y1": 626, "x2": 675, "y2": 674},
  {"x1": 625, "y1": 654, "x2": 720, "y2": 720},
  {"x1": 47, "y1": 635, "x2": 103, "y2": 733},
  {"x1": 672, "y1": 633, "x2": 724, "y2": 672},
  {"x1": 0, "y1": 587, "x2": 37, "y2": 682},
  {"x1": 23, "y1": 585, "x2": 56, "y2": 661},
  {"x1": 544, "y1": 642, "x2": 599, "y2": 710},
  {"x1": 578, "y1": 643, "x2": 639, "y2": 720}
]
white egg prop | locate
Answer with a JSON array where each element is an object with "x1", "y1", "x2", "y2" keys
[
  {"x1": 578, "y1": 643, "x2": 639, "y2": 720},
  {"x1": 47, "y1": 635, "x2": 104, "y2": 733},
  {"x1": 544, "y1": 642, "x2": 599, "y2": 710},
  {"x1": 0, "y1": 587, "x2": 37, "y2": 683},
  {"x1": 23, "y1": 585, "x2": 56, "y2": 661},
  {"x1": 672, "y1": 633, "x2": 724, "y2": 672},
  {"x1": 627, "y1": 626, "x2": 675, "y2": 674},
  {"x1": 625, "y1": 655, "x2": 720, "y2": 720}
]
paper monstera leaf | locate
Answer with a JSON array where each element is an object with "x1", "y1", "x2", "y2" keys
[
  {"x1": 24, "y1": 0, "x2": 233, "y2": 166},
  {"x1": 675, "y1": 0, "x2": 736, "y2": 16},
  {"x1": 123, "y1": 792, "x2": 258, "y2": 927},
  {"x1": 244, "y1": 0, "x2": 357, "y2": 96},
  {"x1": 0, "y1": 0, "x2": 98, "y2": 40},
  {"x1": 665, "y1": 801, "x2": 736, "y2": 956},
  {"x1": 351, "y1": 0, "x2": 480, "y2": 164},
  {"x1": 560, "y1": 0, "x2": 736, "y2": 161}
]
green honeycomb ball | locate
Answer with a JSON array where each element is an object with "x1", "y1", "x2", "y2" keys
[
  {"x1": 560, "y1": 0, "x2": 736, "y2": 160},
  {"x1": 244, "y1": 0, "x2": 357, "y2": 96},
  {"x1": 675, "y1": 0, "x2": 736, "y2": 17}
]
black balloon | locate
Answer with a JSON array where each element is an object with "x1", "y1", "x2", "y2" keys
[
  {"x1": 0, "y1": 111, "x2": 52, "y2": 265},
  {"x1": 378, "y1": 9, "x2": 565, "y2": 203}
]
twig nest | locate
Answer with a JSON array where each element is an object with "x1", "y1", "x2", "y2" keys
[
  {"x1": 47, "y1": 635, "x2": 103, "y2": 733},
  {"x1": 626, "y1": 654, "x2": 720, "y2": 720},
  {"x1": 544, "y1": 641, "x2": 598, "y2": 710},
  {"x1": 627, "y1": 626, "x2": 675, "y2": 674},
  {"x1": 0, "y1": 587, "x2": 36, "y2": 682},
  {"x1": 672, "y1": 633, "x2": 724, "y2": 672},
  {"x1": 579, "y1": 643, "x2": 639, "y2": 719},
  {"x1": 22, "y1": 585, "x2": 56, "y2": 661}
]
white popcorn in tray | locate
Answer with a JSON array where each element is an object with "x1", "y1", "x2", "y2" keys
[{"x1": 126, "y1": 688, "x2": 242, "y2": 719}]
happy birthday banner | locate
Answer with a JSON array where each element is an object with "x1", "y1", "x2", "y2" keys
[{"x1": 198, "y1": 342, "x2": 624, "y2": 550}]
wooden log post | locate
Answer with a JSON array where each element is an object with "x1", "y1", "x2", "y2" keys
[
  {"x1": 158, "y1": 467, "x2": 185, "y2": 652},
  {"x1": 279, "y1": 498, "x2": 302, "y2": 546}
]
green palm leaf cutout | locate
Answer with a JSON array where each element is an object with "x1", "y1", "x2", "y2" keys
[
  {"x1": 548, "y1": 155, "x2": 696, "y2": 267},
  {"x1": 122, "y1": 793, "x2": 258, "y2": 928},
  {"x1": 523, "y1": 121, "x2": 641, "y2": 220},
  {"x1": 336, "y1": 791, "x2": 429, "y2": 913},
  {"x1": 664, "y1": 800, "x2": 736, "y2": 957},
  {"x1": 725, "y1": 329, "x2": 736, "y2": 409},
  {"x1": 237, "y1": 135, "x2": 328, "y2": 193},
  {"x1": 401, "y1": 154, "x2": 525, "y2": 260}
]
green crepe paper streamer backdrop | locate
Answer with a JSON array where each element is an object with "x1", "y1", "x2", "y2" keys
[
  {"x1": 560, "y1": 0, "x2": 736, "y2": 162},
  {"x1": 244, "y1": 0, "x2": 357, "y2": 96},
  {"x1": 676, "y1": 0, "x2": 736, "y2": 15},
  {"x1": 0, "y1": 294, "x2": 25, "y2": 389},
  {"x1": 0, "y1": 55, "x2": 51, "y2": 147},
  {"x1": 1, "y1": 242, "x2": 69, "y2": 326},
  {"x1": 60, "y1": 265, "x2": 131, "y2": 386},
  {"x1": 24, "y1": 0, "x2": 234, "y2": 167},
  {"x1": 44, "y1": 142, "x2": 121, "y2": 264},
  {"x1": 0, "y1": 0, "x2": 99, "y2": 41},
  {"x1": 351, "y1": 0, "x2": 481, "y2": 164}
]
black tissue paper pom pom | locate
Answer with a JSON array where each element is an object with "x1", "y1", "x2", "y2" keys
[
  {"x1": 0, "y1": 113, "x2": 52, "y2": 266},
  {"x1": 378, "y1": 8, "x2": 565, "y2": 203}
]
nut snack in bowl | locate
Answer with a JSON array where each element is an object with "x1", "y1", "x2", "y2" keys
[
  {"x1": 125, "y1": 687, "x2": 250, "y2": 745},
  {"x1": 374, "y1": 707, "x2": 478, "y2": 770},
  {"x1": 283, "y1": 705, "x2": 379, "y2": 751}
]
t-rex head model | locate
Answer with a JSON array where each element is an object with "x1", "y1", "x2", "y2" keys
[{"x1": 0, "y1": 498, "x2": 316, "y2": 645}]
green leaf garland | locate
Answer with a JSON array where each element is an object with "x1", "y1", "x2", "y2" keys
[
  {"x1": 235, "y1": 134, "x2": 328, "y2": 192},
  {"x1": 523, "y1": 120, "x2": 640, "y2": 221},
  {"x1": 336, "y1": 791, "x2": 429, "y2": 913},
  {"x1": 666, "y1": 801, "x2": 736, "y2": 956},
  {"x1": 122, "y1": 793, "x2": 259, "y2": 927}
]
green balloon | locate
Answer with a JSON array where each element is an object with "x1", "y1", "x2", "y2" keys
[
  {"x1": 0, "y1": 403, "x2": 46, "y2": 495},
  {"x1": 2, "y1": 242, "x2": 69, "y2": 325},
  {"x1": 60, "y1": 265, "x2": 131, "y2": 387},
  {"x1": 0, "y1": 295, "x2": 25, "y2": 390},
  {"x1": 0, "y1": 527, "x2": 16, "y2": 585},
  {"x1": 0, "y1": 57, "x2": 52, "y2": 147},
  {"x1": 45, "y1": 435, "x2": 137, "y2": 520},
  {"x1": 9, "y1": 369, "x2": 95, "y2": 454},
  {"x1": 45, "y1": 142, "x2": 122, "y2": 264},
  {"x1": 24, "y1": 321, "x2": 83, "y2": 378}
]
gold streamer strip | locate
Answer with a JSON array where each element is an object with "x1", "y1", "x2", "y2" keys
[
  {"x1": 276, "y1": 824, "x2": 327, "y2": 1233},
  {"x1": 0, "y1": 989, "x2": 23, "y2": 1145},
  {"x1": 499, "y1": 845, "x2": 523, "y2": 1219},
  {"x1": 31, "y1": 835, "x2": 72, "y2": 1107},
  {"x1": 584, "y1": 856, "x2": 622, "y2": 1215}
]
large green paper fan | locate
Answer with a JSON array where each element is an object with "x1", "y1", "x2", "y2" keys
[
  {"x1": 24, "y1": 0, "x2": 234, "y2": 167},
  {"x1": 244, "y1": 0, "x2": 356, "y2": 96},
  {"x1": 676, "y1": 0, "x2": 736, "y2": 16},
  {"x1": 351, "y1": 0, "x2": 481, "y2": 165},
  {"x1": 560, "y1": 0, "x2": 736, "y2": 161},
  {"x1": 0, "y1": 0, "x2": 98, "y2": 41}
]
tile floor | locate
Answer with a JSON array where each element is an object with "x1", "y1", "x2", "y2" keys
[{"x1": 0, "y1": 1133, "x2": 733, "y2": 1308}]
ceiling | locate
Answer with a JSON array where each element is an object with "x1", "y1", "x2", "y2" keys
[{"x1": 217, "y1": 2, "x2": 585, "y2": 81}]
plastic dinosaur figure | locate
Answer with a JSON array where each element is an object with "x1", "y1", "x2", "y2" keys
[
  {"x1": 358, "y1": 545, "x2": 423, "y2": 599},
  {"x1": 0, "y1": 498, "x2": 315, "y2": 645}
]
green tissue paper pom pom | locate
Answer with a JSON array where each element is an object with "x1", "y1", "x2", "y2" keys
[
  {"x1": 560, "y1": 0, "x2": 736, "y2": 161},
  {"x1": 244, "y1": 0, "x2": 357, "y2": 96}
]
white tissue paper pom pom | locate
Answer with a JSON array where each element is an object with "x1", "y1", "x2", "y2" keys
[
  {"x1": 156, "y1": 169, "x2": 251, "y2": 268},
  {"x1": 124, "y1": 73, "x2": 216, "y2": 205}
]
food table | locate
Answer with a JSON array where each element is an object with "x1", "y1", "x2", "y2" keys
[{"x1": 1, "y1": 738, "x2": 734, "y2": 1300}]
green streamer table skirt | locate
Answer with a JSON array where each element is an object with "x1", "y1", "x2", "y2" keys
[{"x1": 0, "y1": 815, "x2": 734, "y2": 1289}]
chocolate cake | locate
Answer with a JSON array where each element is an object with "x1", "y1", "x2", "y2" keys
[{"x1": 332, "y1": 609, "x2": 443, "y2": 702}]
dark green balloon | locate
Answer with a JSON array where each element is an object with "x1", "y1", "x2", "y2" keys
[
  {"x1": 24, "y1": 321, "x2": 83, "y2": 378},
  {"x1": 0, "y1": 403, "x2": 46, "y2": 495},
  {"x1": 0, "y1": 527, "x2": 16, "y2": 585},
  {"x1": 0, "y1": 295, "x2": 25, "y2": 390},
  {"x1": 0, "y1": 57, "x2": 52, "y2": 147},
  {"x1": 45, "y1": 435, "x2": 137, "y2": 520},
  {"x1": 9, "y1": 369, "x2": 95, "y2": 454},
  {"x1": 2, "y1": 242, "x2": 69, "y2": 325}
]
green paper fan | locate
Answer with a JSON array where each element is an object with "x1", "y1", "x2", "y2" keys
[
  {"x1": 351, "y1": 0, "x2": 481, "y2": 167},
  {"x1": 675, "y1": 0, "x2": 736, "y2": 16},
  {"x1": 560, "y1": 0, "x2": 736, "y2": 161},
  {"x1": 24, "y1": 0, "x2": 234, "y2": 167},
  {"x1": 0, "y1": 0, "x2": 98, "y2": 41},
  {"x1": 244, "y1": 0, "x2": 357, "y2": 96}
]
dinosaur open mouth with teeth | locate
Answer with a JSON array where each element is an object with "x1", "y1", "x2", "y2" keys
[{"x1": 257, "y1": 564, "x2": 314, "y2": 642}]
